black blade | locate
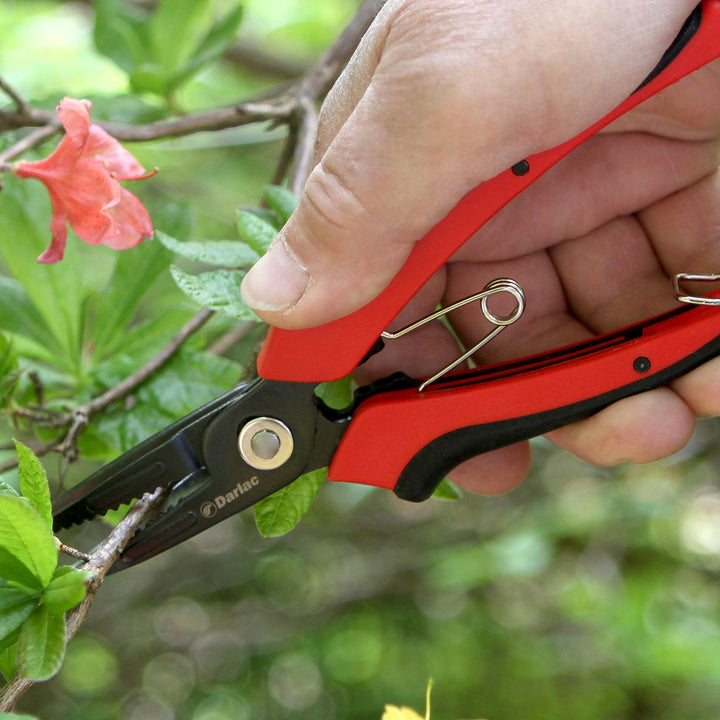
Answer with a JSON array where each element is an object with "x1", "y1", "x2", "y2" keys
[
  {"x1": 109, "y1": 462, "x2": 288, "y2": 572},
  {"x1": 53, "y1": 381, "x2": 260, "y2": 531},
  {"x1": 54, "y1": 378, "x2": 350, "y2": 571}
]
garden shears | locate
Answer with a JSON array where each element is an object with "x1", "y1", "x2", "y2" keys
[{"x1": 53, "y1": 2, "x2": 720, "y2": 571}]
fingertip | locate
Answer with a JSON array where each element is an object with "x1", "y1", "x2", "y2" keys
[
  {"x1": 547, "y1": 388, "x2": 695, "y2": 466},
  {"x1": 448, "y1": 442, "x2": 533, "y2": 496},
  {"x1": 240, "y1": 238, "x2": 310, "y2": 320},
  {"x1": 672, "y1": 356, "x2": 720, "y2": 417}
]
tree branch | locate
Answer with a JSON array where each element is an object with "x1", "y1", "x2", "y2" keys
[
  {"x1": 285, "y1": 0, "x2": 382, "y2": 190},
  {"x1": 0, "y1": 77, "x2": 30, "y2": 114},
  {"x1": 0, "y1": 0, "x2": 382, "y2": 168},
  {"x1": 0, "y1": 124, "x2": 62, "y2": 164},
  {"x1": 0, "y1": 485, "x2": 168, "y2": 711},
  {"x1": 85, "y1": 308, "x2": 215, "y2": 419}
]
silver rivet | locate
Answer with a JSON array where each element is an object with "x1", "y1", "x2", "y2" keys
[
  {"x1": 251, "y1": 429, "x2": 281, "y2": 459},
  {"x1": 238, "y1": 417, "x2": 293, "y2": 470}
]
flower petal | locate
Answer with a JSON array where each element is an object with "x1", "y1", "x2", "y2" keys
[
  {"x1": 37, "y1": 209, "x2": 69, "y2": 264},
  {"x1": 13, "y1": 134, "x2": 82, "y2": 180},
  {"x1": 101, "y1": 188, "x2": 154, "y2": 249},
  {"x1": 65, "y1": 200, "x2": 117, "y2": 246},
  {"x1": 56, "y1": 97, "x2": 92, "y2": 150},
  {"x1": 85, "y1": 125, "x2": 147, "y2": 179},
  {"x1": 14, "y1": 97, "x2": 155, "y2": 262}
]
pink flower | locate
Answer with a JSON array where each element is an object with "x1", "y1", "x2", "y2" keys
[{"x1": 14, "y1": 97, "x2": 154, "y2": 263}]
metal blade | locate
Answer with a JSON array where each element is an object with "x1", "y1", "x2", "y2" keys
[
  {"x1": 53, "y1": 381, "x2": 259, "y2": 531},
  {"x1": 54, "y1": 378, "x2": 350, "y2": 571}
]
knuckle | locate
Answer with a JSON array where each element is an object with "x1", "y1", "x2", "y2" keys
[{"x1": 302, "y1": 162, "x2": 370, "y2": 237}]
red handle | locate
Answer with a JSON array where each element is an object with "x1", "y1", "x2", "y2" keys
[
  {"x1": 328, "y1": 298, "x2": 720, "y2": 498},
  {"x1": 258, "y1": 1, "x2": 720, "y2": 382}
]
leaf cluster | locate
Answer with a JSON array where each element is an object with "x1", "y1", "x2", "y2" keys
[
  {"x1": 0, "y1": 444, "x2": 88, "y2": 683},
  {"x1": 94, "y1": 0, "x2": 244, "y2": 104},
  {"x1": 165, "y1": 184, "x2": 297, "y2": 320}
]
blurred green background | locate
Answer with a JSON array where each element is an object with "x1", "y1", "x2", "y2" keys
[{"x1": 2, "y1": 2, "x2": 720, "y2": 719}]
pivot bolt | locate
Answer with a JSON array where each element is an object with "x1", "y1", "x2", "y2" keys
[{"x1": 238, "y1": 417, "x2": 294, "y2": 470}]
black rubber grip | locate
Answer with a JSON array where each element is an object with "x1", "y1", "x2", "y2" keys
[
  {"x1": 636, "y1": 4, "x2": 702, "y2": 91},
  {"x1": 394, "y1": 332, "x2": 720, "y2": 502}
]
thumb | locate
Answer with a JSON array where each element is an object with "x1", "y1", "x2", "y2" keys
[{"x1": 240, "y1": 0, "x2": 698, "y2": 330}]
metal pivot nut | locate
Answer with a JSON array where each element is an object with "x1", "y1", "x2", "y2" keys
[{"x1": 238, "y1": 417, "x2": 294, "y2": 470}]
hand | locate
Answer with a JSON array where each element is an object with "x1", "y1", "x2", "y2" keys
[{"x1": 241, "y1": 0, "x2": 720, "y2": 494}]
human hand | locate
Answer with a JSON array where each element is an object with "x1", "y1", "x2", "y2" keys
[{"x1": 241, "y1": 0, "x2": 720, "y2": 494}]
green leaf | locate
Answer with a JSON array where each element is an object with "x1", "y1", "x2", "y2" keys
[
  {"x1": 0, "y1": 479, "x2": 19, "y2": 497},
  {"x1": 14, "y1": 441, "x2": 52, "y2": 530},
  {"x1": 43, "y1": 567, "x2": 90, "y2": 615},
  {"x1": 150, "y1": 0, "x2": 214, "y2": 77},
  {"x1": 0, "y1": 332, "x2": 19, "y2": 403},
  {"x1": 0, "y1": 587, "x2": 39, "y2": 643},
  {"x1": 236, "y1": 210, "x2": 277, "y2": 255},
  {"x1": 134, "y1": 349, "x2": 242, "y2": 419},
  {"x1": 0, "y1": 277, "x2": 61, "y2": 364},
  {"x1": 88, "y1": 237, "x2": 173, "y2": 360},
  {"x1": 263, "y1": 185, "x2": 299, "y2": 224},
  {"x1": 129, "y1": 63, "x2": 169, "y2": 96},
  {"x1": 168, "y1": 4, "x2": 244, "y2": 92},
  {"x1": 93, "y1": 0, "x2": 150, "y2": 74},
  {"x1": 157, "y1": 231, "x2": 259, "y2": 268},
  {"x1": 170, "y1": 266, "x2": 260, "y2": 321},
  {"x1": 315, "y1": 377, "x2": 354, "y2": 410},
  {"x1": 254, "y1": 468, "x2": 326, "y2": 537},
  {"x1": 0, "y1": 712, "x2": 41, "y2": 719},
  {"x1": 0, "y1": 642, "x2": 18, "y2": 682},
  {"x1": 90, "y1": 348, "x2": 242, "y2": 453},
  {"x1": 0, "y1": 495, "x2": 57, "y2": 590},
  {"x1": 16, "y1": 605, "x2": 66, "y2": 681},
  {"x1": 0, "y1": 548, "x2": 46, "y2": 595},
  {"x1": 242, "y1": 207, "x2": 284, "y2": 228},
  {"x1": 432, "y1": 478, "x2": 462, "y2": 501}
]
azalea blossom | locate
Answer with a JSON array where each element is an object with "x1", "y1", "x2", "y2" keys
[{"x1": 13, "y1": 97, "x2": 154, "y2": 263}]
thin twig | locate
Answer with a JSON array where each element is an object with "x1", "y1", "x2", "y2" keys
[
  {"x1": 57, "y1": 542, "x2": 91, "y2": 563},
  {"x1": 285, "y1": 0, "x2": 382, "y2": 190},
  {"x1": 299, "y1": 0, "x2": 383, "y2": 100},
  {"x1": 3, "y1": 307, "x2": 215, "y2": 472},
  {"x1": 208, "y1": 321, "x2": 257, "y2": 356},
  {"x1": 288, "y1": 97, "x2": 319, "y2": 195},
  {"x1": 0, "y1": 123, "x2": 61, "y2": 164},
  {"x1": 0, "y1": 437, "x2": 60, "y2": 475},
  {"x1": 0, "y1": 97, "x2": 296, "y2": 140},
  {"x1": 0, "y1": 486, "x2": 168, "y2": 711},
  {"x1": 0, "y1": 77, "x2": 29, "y2": 114},
  {"x1": 0, "y1": 0, "x2": 381, "y2": 151},
  {"x1": 84, "y1": 308, "x2": 214, "y2": 418}
]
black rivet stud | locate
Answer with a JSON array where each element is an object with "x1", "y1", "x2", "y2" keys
[
  {"x1": 633, "y1": 356, "x2": 651, "y2": 373},
  {"x1": 512, "y1": 160, "x2": 531, "y2": 176}
]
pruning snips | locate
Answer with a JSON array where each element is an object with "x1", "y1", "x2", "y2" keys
[{"x1": 53, "y1": 2, "x2": 720, "y2": 571}]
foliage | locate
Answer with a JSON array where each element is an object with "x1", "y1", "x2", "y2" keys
[
  {"x1": 0, "y1": 443, "x2": 89, "y2": 683},
  {"x1": 94, "y1": 0, "x2": 245, "y2": 106},
  {"x1": 163, "y1": 185, "x2": 297, "y2": 318}
]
